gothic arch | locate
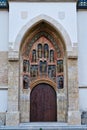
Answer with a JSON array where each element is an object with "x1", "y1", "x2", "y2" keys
[
  {"x1": 14, "y1": 14, "x2": 73, "y2": 54},
  {"x1": 19, "y1": 17, "x2": 68, "y2": 123}
]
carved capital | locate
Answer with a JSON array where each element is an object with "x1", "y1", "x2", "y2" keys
[{"x1": 8, "y1": 51, "x2": 19, "y2": 61}]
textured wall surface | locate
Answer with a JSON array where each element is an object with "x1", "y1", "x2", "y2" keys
[{"x1": 0, "y1": 52, "x2": 8, "y2": 86}]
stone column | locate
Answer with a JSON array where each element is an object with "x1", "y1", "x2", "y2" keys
[
  {"x1": 67, "y1": 58, "x2": 81, "y2": 125},
  {"x1": 6, "y1": 51, "x2": 20, "y2": 126}
]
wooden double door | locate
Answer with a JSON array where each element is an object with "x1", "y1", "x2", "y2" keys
[{"x1": 30, "y1": 83, "x2": 57, "y2": 122}]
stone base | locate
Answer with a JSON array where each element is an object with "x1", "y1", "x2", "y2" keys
[
  {"x1": 0, "y1": 112, "x2": 6, "y2": 125},
  {"x1": 68, "y1": 111, "x2": 81, "y2": 125},
  {"x1": 6, "y1": 111, "x2": 20, "y2": 126}
]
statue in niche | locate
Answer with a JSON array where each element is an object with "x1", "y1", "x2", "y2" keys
[
  {"x1": 30, "y1": 65, "x2": 38, "y2": 77},
  {"x1": 23, "y1": 75, "x2": 29, "y2": 89},
  {"x1": 48, "y1": 65, "x2": 56, "y2": 78},
  {"x1": 57, "y1": 76, "x2": 64, "y2": 89},
  {"x1": 57, "y1": 60, "x2": 63, "y2": 73},
  {"x1": 52, "y1": 69, "x2": 56, "y2": 77},
  {"x1": 32, "y1": 50, "x2": 36, "y2": 62},
  {"x1": 50, "y1": 50, "x2": 54, "y2": 62},
  {"x1": 40, "y1": 61, "x2": 47, "y2": 74},
  {"x1": 44, "y1": 44, "x2": 49, "y2": 58},
  {"x1": 38, "y1": 44, "x2": 42, "y2": 58},
  {"x1": 23, "y1": 60, "x2": 29, "y2": 72}
]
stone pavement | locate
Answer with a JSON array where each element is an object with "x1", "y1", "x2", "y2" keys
[{"x1": 0, "y1": 123, "x2": 87, "y2": 130}]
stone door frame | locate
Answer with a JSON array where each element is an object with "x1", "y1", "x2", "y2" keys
[{"x1": 6, "y1": 15, "x2": 81, "y2": 126}]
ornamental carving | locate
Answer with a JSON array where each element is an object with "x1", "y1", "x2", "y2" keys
[{"x1": 22, "y1": 31, "x2": 64, "y2": 89}]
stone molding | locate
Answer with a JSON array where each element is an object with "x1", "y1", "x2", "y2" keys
[
  {"x1": 67, "y1": 46, "x2": 78, "y2": 59},
  {"x1": 0, "y1": 87, "x2": 8, "y2": 90},
  {"x1": 8, "y1": 51, "x2": 19, "y2": 61},
  {"x1": 79, "y1": 86, "x2": 87, "y2": 88},
  {"x1": 14, "y1": 14, "x2": 73, "y2": 52},
  {"x1": 30, "y1": 78, "x2": 57, "y2": 91}
]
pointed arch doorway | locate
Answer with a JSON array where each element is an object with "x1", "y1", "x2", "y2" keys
[
  {"x1": 30, "y1": 83, "x2": 57, "y2": 122},
  {"x1": 20, "y1": 21, "x2": 67, "y2": 123}
]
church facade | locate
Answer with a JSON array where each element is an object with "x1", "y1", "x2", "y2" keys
[{"x1": 0, "y1": 0, "x2": 87, "y2": 126}]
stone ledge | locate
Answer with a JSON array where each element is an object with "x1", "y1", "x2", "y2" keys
[
  {"x1": 0, "y1": 86, "x2": 8, "y2": 89},
  {"x1": 67, "y1": 47, "x2": 78, "y2": 59},
  {"x1": 1, "y1": 122, "x2": 87, "y2": 129},
  {"x1": 79, "y1": 86, "x2": 87, "y2": 88}
]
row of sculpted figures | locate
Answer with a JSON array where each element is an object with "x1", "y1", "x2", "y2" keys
[
  {"x1": 23, "y1": 59, "x2": 64, "y2": 89},
  {"x1": 23, "y1": 60, "x2": 63, "y2": 74},
  {"x1": 32, "y1": 44, "x2": 54, "y2": 62}
]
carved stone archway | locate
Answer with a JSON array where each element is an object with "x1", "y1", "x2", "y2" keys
[
  {"x1": 20, "y1": 25, "x2": 67, "y2": 122},
  {"x1": 6, "y1": 15, "x2": 81, "y2": 126}
]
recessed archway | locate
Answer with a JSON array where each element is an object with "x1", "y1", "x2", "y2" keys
[{"x1": 19, "y1": 18, "x2": 68, "y2": 123}]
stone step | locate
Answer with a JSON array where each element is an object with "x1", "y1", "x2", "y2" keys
[{"x1": 0, "y1": 122, "x2": 87, "y2": 130}]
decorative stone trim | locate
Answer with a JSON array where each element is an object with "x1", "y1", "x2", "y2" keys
[
  {"x1": 30, "y1": 78, "x2": 57, "y2": 91},
  {"x1": 8, "y1": 51, "x2": 19, "y2": 61}
]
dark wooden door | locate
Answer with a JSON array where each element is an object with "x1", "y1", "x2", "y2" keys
[{"x1": 30, "y1": 83, "x2": 57, "y2": 122}]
